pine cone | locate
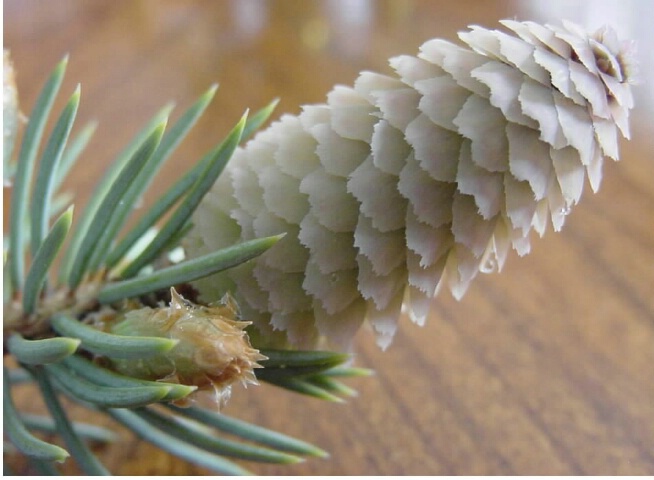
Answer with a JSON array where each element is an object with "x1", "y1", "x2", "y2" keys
[{"x1": 186, "y1": 20, "x2": 637, "y2": 350}]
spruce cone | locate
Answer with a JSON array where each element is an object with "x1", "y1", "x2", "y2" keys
[{"x1": 186, "y1": 20, "x2": 637, "y2": 350}]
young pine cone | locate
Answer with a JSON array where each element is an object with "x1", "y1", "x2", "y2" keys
[{"x1": 186, "y1": 20, "x2": 637, "y2": 350}]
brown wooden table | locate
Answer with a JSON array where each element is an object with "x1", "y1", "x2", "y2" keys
[{"x1": 4, "y1": 0, "x2": 654, "y2": 475}]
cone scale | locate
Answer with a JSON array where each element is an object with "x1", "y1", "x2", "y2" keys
[{"x1": 187, "y1": 20, "x2": 637, "y2": 350}]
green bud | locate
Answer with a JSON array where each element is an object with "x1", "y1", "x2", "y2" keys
[{"x1": 108, "y1": 288, "x2": 266, "y2": 406}]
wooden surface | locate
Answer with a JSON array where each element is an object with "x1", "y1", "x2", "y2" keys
[{"x1": 4, "y1": 0, "x2": 654, "y2": 475}]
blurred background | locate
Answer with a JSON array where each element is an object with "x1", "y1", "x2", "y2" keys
[{"x1": 4, "y1": 0, "x2": 654, "y2": 475}]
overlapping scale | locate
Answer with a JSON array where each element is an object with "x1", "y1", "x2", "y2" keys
[{"x1": 187, "y1": 20, "x2": 636, "y2": 350}]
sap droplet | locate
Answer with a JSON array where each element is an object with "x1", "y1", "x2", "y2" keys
[
  {"x1": 559, "y1": 204, "x2": 572, "y2": 216},
  {"x1": 479, "y1": 237, "x2": 499, "y2": 274},
  {"x1": 479, "y1": 255, "x2": 498, "y2": 274}
]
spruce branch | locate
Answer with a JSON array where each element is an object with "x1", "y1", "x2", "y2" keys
[{"x1": 3, "y1": 51, "x2": 368, "y2": 476}]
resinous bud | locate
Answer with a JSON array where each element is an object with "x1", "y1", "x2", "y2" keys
[{"x1": 108, "y1": 287, "x2": 266, "y2": 406}]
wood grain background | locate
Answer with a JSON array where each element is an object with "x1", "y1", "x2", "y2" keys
[{"x1": 4, "y1": 0, "x2": 653, "y2": 475}]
